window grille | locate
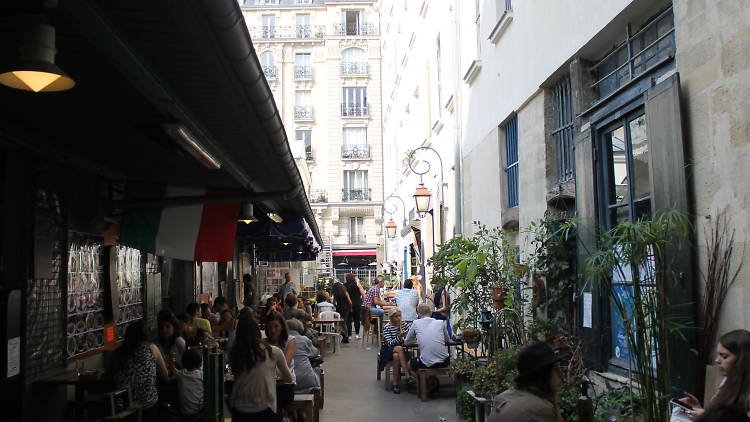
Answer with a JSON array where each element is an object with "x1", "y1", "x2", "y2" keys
[
  {"x1": 504, "y1": 116, "x2": 519, "y2": 208},
  {"x1": 551, "y1": 76, "x2": 574, "y2": 183}
]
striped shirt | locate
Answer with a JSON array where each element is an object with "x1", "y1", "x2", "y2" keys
[{"x1": 382, "y1": 321, "x2": 410, "y2": 347}]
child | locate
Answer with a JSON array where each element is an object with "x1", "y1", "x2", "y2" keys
[{"x1": 177, "y1": 348, "x2": 204, "y2": 417}]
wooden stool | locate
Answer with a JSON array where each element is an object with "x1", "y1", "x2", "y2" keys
[
  {"x1": 416, "y1": 367, "x2": 451, "y2": 401},
  {"x1": 366, "y1": 313, "x2": 381, "y2": 346},
  {"x1": 361, "y1": 308, "x2": 371, "y2": 346},
  {"x1": 376, "y1": 352, "x2": 394, "y2": 390},
  {"x1": 291, "y1": 394, "x2": 316, "y2": 422}
]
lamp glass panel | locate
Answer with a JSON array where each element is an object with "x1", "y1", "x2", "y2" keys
[{"x1": 414, "y1": 193, "x2": 431, "y2": 214}]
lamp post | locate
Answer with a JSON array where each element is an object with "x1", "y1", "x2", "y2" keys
[
  {"x1": 407, "y1": 147, "x2": 444, "y2": 303},
  {"x1": 383, "y1": 194, "x2": 407, "y2": 287}
]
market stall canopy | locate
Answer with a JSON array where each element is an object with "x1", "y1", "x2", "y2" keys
[
  {"x1": 237, "y1": 218, "x2": 320, "y2": 262},
  {"x1": 0, "y1": 0, "x2": 322, "y2": 252}
]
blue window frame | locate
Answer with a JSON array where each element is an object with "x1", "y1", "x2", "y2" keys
[{"x1": 504, "y1": 116, "x2": 519, "y2": 208}]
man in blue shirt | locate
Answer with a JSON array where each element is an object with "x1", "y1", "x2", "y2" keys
[{"x1": 394, "y1": 278, "x2": 420, "y2": 323}]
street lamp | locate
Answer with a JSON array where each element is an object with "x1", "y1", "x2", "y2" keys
[
  {"x1": 383, "y1": 194, "x2": 407, "y2": 239},
  {"x1": 385, "y1": 219, "x2": 397, "y2": 239},
  {"x1": 407, "y1": 147, "x2": 444, "y2": 220},
  {"x1": 413, "y1": 183, "x2": 432, "y2": 217}
]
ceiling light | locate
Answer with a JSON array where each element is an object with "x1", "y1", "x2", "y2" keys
[
  {"x1": 237, "y1": 203, "x2": 258, "y2": 224},
  {"x1": 267, "y1": 212, "x2": 283, "y2": 223},
  {"x1": 281, "y1": 242, "x2": 290, "y2": 246},
  {"x1": 0, "y1": 24, "x2": 75, "y2": 92},
  {"x1": 163, "y1": 124, "x2": 221, "y2": 169}
]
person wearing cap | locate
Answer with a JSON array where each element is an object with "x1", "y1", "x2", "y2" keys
[{"x1": 489, "y1": 342, "x2": 565, "y2": 422}]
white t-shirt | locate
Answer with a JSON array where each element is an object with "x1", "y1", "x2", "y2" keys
[
  {"x1": 404, "y1": 317, "x2": 450, "y2": 366},
  {"x1": 177, "y1": 368, "x2": 203, "y2": 416}
]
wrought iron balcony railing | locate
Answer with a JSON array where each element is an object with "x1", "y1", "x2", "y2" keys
[
  {"x1": 341, "y1": 103, "x2": 369, "y2": 117},
  {"x1": 295, "y1": 65, "x2": 312, "y2": 80},
  {"x1": 310, "y1": 189, "x2": 327, "y2": 203},
  {"x1": 262, "y1": 65, "x2": 277, "y2": 79},
  {"x1": 341, "y1": 144, "x2": 370, "y2": 159},
  {"x1": 333, "y1": 23, "x2": 378, "y2": 36},
  {"x1": 305, "y1": 146, "x2": 314, "y2": 161},
  {"x1": 248, "y1": 25, "x2": 325, "y2": 40},
  {"x1": 295, "y1": 106, "x2": 313, "y2": 120},
  {"x1": 341, "y1": 62, "x2": 368, "y2": 77},
  {"x1": 342, "y1": 188, "x2": 371, "y2": 201}
]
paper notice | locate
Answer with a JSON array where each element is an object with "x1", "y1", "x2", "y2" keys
[
  {"x1": 583, "y1": 292, "x2": 592, "y2": 328},
  {"x1": 7, "y1": 337, "x2": 20, "y2": 378}
]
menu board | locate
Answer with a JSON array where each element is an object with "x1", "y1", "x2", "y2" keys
[
  {"x1": 115, "y1": 246, "x2": 143, "y2": 340},
  {"x1": 66, "y1": 234, "x2": 105, "y2": 358}
]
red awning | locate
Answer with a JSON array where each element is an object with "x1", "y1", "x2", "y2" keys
[{"x1": 333, "y1": 249, "x2": 376, "y2": 256}]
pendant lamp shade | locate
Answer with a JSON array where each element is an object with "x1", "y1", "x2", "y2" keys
[
  {"x1": 237, "y1": 203, "x2": 258, "y2": 224},
  {"x1": 413, "y1": 183, "x2": 431, "y2": 216},
  {"x1": 385, "y1": 219, "x2": 397, "y2": 239},
  {"x1": 0, "y1": 24, "x2": 75, "y2": 93}
]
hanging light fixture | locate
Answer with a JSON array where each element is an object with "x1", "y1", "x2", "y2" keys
[
  {"x1": 413, "y1": 183, "x2": 431, "y2": 217},
  {"x1": 0, "y1": 24, "x2": 75, "y2": 92},
  {"x1": 237, "y1": 203, "x2": 258, "y2": 224},
  {"x1": 385, "y1": 218, "x2": 397, "y2": 239},
  {"x1": 267, "y1": 212, "x2": 284, "y2": 223}
]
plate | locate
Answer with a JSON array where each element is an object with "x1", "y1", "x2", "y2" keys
[
  {"x1": 67, "y1": 337, "x2": 77, "y2": 356},
  {"x1": 67, "y1": 321, "x2": 75, "y2": 335},
  {"x1": 76, "y1": 318, "x2": 86, "y2": 333},
  {"x1": 77, "y1": 295, "x2": 86, "y2": 312},
  {"x1": 67, "y1": 296, "x2": 76, "y2": 313},
  {"x1": 85, "y1": 313, "x2": 94, "y2": 330},
  {"x1": 95, "y1": 313, "x2": 103, "y2": 328}
]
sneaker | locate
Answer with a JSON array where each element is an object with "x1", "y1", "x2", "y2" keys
[{"x1": 355, "y1": 334, "x2": 360, "y2": 340}]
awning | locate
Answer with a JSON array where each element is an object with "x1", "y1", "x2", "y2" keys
[
  {"x1": 333, "y1": 249, "x2": 377, "y2": 256},
  {"x1": 237, "y1": 217, "x2": 320, "y2": 262}
]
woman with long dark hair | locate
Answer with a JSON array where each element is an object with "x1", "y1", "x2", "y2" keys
[
  {"x1": 489, "y1": 342, "x2": 564, "y2": 422},
  {"x1": 344, "y1": 272, "x2": 365, "y2": 339},
  {"x1": 332, "y1": 281, "x2": 352, "y2": 343},
  {"x1": 230, "y1": 316, "x2": 293, "y2": 421},
  {"x1": 155, "y1": 310, "x2": 185, "y2": 368},
  {"x1": 675, "y1": 329, "x2": 750, "y2": 420}
]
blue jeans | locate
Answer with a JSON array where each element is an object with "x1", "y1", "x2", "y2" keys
[{"x1": 370, "y1": 307, "x2": 385, "y2": 333}]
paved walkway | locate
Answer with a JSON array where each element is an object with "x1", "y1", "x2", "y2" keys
[{"x1": 319, "y1": 340, "x2": 458, "y2": 422}]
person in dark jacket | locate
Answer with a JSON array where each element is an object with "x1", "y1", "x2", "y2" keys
[{"x1": 343, "y1": 272, "x2": 365, "y2": 339}]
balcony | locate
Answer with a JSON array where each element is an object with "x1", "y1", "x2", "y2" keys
[
  {"x1": 342, "y1": 188, "x2": 371, "y2": 201},
  {"x1": 341, "y1": 144, "x2": 370, "y2": 159},
  {"x1": 341, "y1": 62, "x2": 368, "y2": 77},
  {"x1": 310, "y1": 189, "x2": 327, "y2": 203},
  {"x1": 333, "y1": 23, "x2": 378, "y2": 36},
  {"x1": 341, "y1": 103, "x2": 369, "y2": 117},
  {"x1": 348, "y1": 234, "x2": 365, "y2": 244},
  {"x1": 305, "y1": 146, "x2": 314, "y2": 161},
  {"x1": 295, "y1": 65, "x2": 312, "y2": 80},
  {"x1": 294, "y1": 106, "x2": 313, "y2": 121},
  {"x1": 248, "y1": 25, "x2": 325, "y2": 40},
  {"x1": 262, "y1": 65, "x2": 277, "y2": 80}
]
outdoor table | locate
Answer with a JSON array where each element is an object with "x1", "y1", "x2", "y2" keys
[
  {"x1": 311, "y1": 318, "x2": 344, "y2": 325},
  {"x1": 35, "y1": 369, "x2": 104, "y2": 422}
]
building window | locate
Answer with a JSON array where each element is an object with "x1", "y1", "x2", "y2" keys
[
  {"x1": 552, "y1": 76, "x2": 574, "y2": 183},
  {"x1": 342, "y1": 127, "x2": 369, "y2": 158},
  {"x1": 349, "y1": 217, "x2": 364, "y2": 244},
  {"x1": 340, "y1": 10, "x2": 363, "y2": 35},
  {"x1": 592, "y1": 7, "x2": 675, "y2": 99},
  {"x1": 342, "y1": 170, "x2": 369, "y2": 201},
  {"x1": 295, "y1": 14, "x2": 311, "y2": 38},
  {"x1": 260, "y1": 51, "x2": 276, "y2": 79},
  {"x1": 296, "y1": 130, "x2": 312, "y2": 161},
  {"x1": 341, "y1": 87, "x2": 368, "y2": 117},
  {"x1": 341, "y1": 47, "x2": 368, "y2": 76},
  {"x1": 261, "y1": 15, "x2": 276, "y2": 39},
  {"x1": 504, "y1": 116, "x2": 519, "y2": 208},
  {"x1": 295, "y1": 53, "x2": 312, "y2": 80},
  {"x1": 295, "y1": 91, "x2": 312, "y2": 120}
]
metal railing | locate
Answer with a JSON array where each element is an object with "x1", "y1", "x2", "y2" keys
[
  {"x1": 248, "y1": 25, "x2": 326, "y2": 40},
  {"x1": 341, "y1": 144, "x2": 370, "y2": 159},
  {"x1": 341, "y1": 103, "x2": 369, "y2": 117},
  {"x1": 262, "y1": 65, "x2": 277, "y2": 80},
  {"x1": 295, "y1": 65, "x2": 312, "y2": 80},
  {"x1": 551, "y1": 76, "x2": 574, "y2": 183},
  {"x1": 305, "y1": 147, "x2": 314, "y2": 161},
  {"x1": 310, "y1": 189, "x2": 328, "y2": 203},
  {"x1": 294, "y1": 106, "x2": 313, "y2": 120},
  {"x1": 503, "y1": 0, "x2": 512, "y2": 12},
  {"x1": 333, "y1": 23, "x2": 378, "y2": 36},
  {"x1": 348, "y1": 234, "x2": 365, "y2": 244},
  {"x1": 342, "y1": 188, "x2": 371, "y2": 201},
  {"x1": 340, "y1": 62, "x2": 368, "y2": 76}
]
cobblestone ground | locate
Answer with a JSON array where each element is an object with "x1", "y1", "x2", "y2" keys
[{"x1": 318, "y1": 340, "x2": 458, "y2": 422}]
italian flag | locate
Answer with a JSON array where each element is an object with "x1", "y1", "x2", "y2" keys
[{"x1": 119, "y1": 185, "x2": 239, "y2": 262}]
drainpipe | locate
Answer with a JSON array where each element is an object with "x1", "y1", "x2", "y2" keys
[{"x1": 452, "y1": 0, "x2": 463, "y2": 235}]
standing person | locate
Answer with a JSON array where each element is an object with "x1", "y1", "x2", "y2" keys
[
  {"x1": 280, "y1": 272, "x2": 298, "y2": 299},
  {"x1": 673, "y1": 329, "x2": 750, "y2": 421},
  {"x1": 431, "y1": 283, "x2": 452, "y2": 338},
  {"x1": 489, "y1": 342, "x2": 565, "y2": 422},
  {"x1": 332, "y1": 281, "x2": 352, "y2": 343},
  {"x1": 344, "y1": 272, "x2": 365, "y2": 339},
  {"x1": 394, "y1": 278, "x2": 420, "y2": 324},
  {"x1": 362, "y1": 276, "x2": 394, "y2": 333},
  {"x1": 230, "y1": 316, "x2": 293, "y2": 422},
  {"x1": 242, "y1": 274, "x2": 254, "y2": 307}
]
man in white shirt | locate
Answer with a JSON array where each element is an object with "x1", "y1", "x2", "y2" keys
[
  {"x1": 394, "y1": 278, "x2": 420, "y2": 323},
  {"x1": 405, "y1": 303, "x2": 450, "y2": 372},
  {"x1": 281, "y1": 272, "x2": 298, "y2": 298}
]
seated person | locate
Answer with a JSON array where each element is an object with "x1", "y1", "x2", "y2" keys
[
  {"x1": 300, "y1": 313, "x2": 325, "y2": 348},
  {"x1": 379, "y1": 309, "x2": 411, "y2": 394},
  {"x1": 186, "y1": 303, "x2": 212, "y2": 333},
  {"x1": 489, "y1": 342, "x2": 565, "y2": 422},
  {"x1": 297, "y1": 297, "x2": 312, "y2": 316},
  {"x1": 362, "y1": 276, "x2": 394, "y2": 332},
  {"x1": 315, "y1": 290, "x2": 336, "y2": 316},
  {"x1": 262, "y1": 297, "x2": 283, "y2": 325},
  {"x1": 287, "y1": 319, "x2": 321, "y2": 393},
  {"x1": 405, "y1": 303, "x2": 450, "y2": 373},
  {"x1": 177, "y1": 348, "x2": 204, "y2": 418},
  {"x1": 394, "y1": 278, "x2": 420, "y2": 323},
  {"x1": 200, "y1": 303, "x2": 218, "y2": 325},
  {"x1": 177, "y1": 312, "x2": 212, "y2": 348},
  {"x1": 283, "y1": 293, "x2": 306, "y2": 321}
]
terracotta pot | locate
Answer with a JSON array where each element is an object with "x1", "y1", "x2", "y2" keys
[{"x1": 493, "y1": 287, "x2": 507, "y2": 309}]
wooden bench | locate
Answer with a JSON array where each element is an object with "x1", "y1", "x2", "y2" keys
[
  {"x1": 376, "y1": 352, "x2": 396, "y2": 391},
  {"x1": 291, "y1": 392, "x2": 318, "y2": 422},
  {"x1": 416, "y1": 367, "x2": 451, "y2": 401}
]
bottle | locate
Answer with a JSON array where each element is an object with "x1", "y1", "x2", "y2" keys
[{"x1": 578, "y1": 383, "x2": 593, "y2": 422}]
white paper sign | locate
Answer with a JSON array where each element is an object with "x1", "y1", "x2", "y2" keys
[
  {"x1": 7, "y1": 337, "x2": 20, "y2": 378},
  {"x1": 583, "y1": 293, "x2": 593, "y2": 328},
  {"x1": 303, "y1": 274, "x2": 315, "y2": 287}
]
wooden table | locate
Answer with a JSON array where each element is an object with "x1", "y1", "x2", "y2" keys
[
  {"x1": 36, "y1": 370, "x2": 104, "y2": 422},
  {"x1": 311, "y1": 318, "x2": 344, "y2": 325}
]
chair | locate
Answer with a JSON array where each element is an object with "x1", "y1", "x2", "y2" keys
[
  {"x1": 318, "y1": 311, "x2": 342, "y2": 353},
  {"x1": 100, "y1": 387, "x2": 142, "y2": 421},
  {"x1": 365, "y1": 312, "x2": 381, "y2": 347}
]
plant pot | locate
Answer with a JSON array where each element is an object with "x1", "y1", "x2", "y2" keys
[
  {"x1": 467, "y1": 390, "x2": 493, "y2": 422},
  {"x1": 493, "y1": 287, "x2": 507, "y2": 309}
]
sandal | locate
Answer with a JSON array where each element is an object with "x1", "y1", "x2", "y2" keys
[
  {"x1": 406, "y1": 376, "x2": 417, "y2": 385},
  {"x1": 392, "y1": 385, "x2": 401, "y2": 394}
]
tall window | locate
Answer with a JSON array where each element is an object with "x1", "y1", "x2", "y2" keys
[
  {"x1": 504, "y1": 116, "x2": 519, "y2": 208},
  {"x1": 341, "y1": 87, "x2": 367, "y2": 117},
  {"x1": 295, "y1": 91, "x2": 312, "y2": 120},
  {"x1": 342, "y1": 127, "x2": 369, "y2": 158},
  {"x1": 342, "y1": 170, "x2": 369, "y2": 201},
  {"x1": 341, "y1": 48, "x2": 367, "y2": 76},
  {"x1": 260, "y1": 52, "x2": 276, "y2": 79},
  {"x1": 295, "y1": 53, "x2": 311, "y2": 80},
  {"x1": 349, "y1": 217, "x2": 364, "y2": 244},
  {"x1": 341, "y1": 10, "x2": 364, "y2": 35},
  {"x1": 261, "y1": 15, "x2": 276, "y2": 39},
  {"x1": 552, "y1": 76, "x2": 574, "y2": 183},
  {"x1": 295, "y1": 14, "x2": 311, "y2": 38},
  {"x1": 296, "y1": 130, "x2": 312, "y2": 160}
]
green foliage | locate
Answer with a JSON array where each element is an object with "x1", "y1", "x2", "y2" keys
[
  {"x1": 487, "y1": 347, "x2": 520, "y2": 393},
  {"x1": 449, "y1": 355, "x2": 477, "y2": 379},
  {"x1": 471, "y1": 364, "x2": 502, "y2": 398},
  {"x1": 457, "y1": 385, "x2": 475, "y2": 421},
  {"x1": 558, "y1": 387, "x2": 581, "y2": 422},
  {"x1": 594, "y1": 388, "x2": 644, "y2": 421}
]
